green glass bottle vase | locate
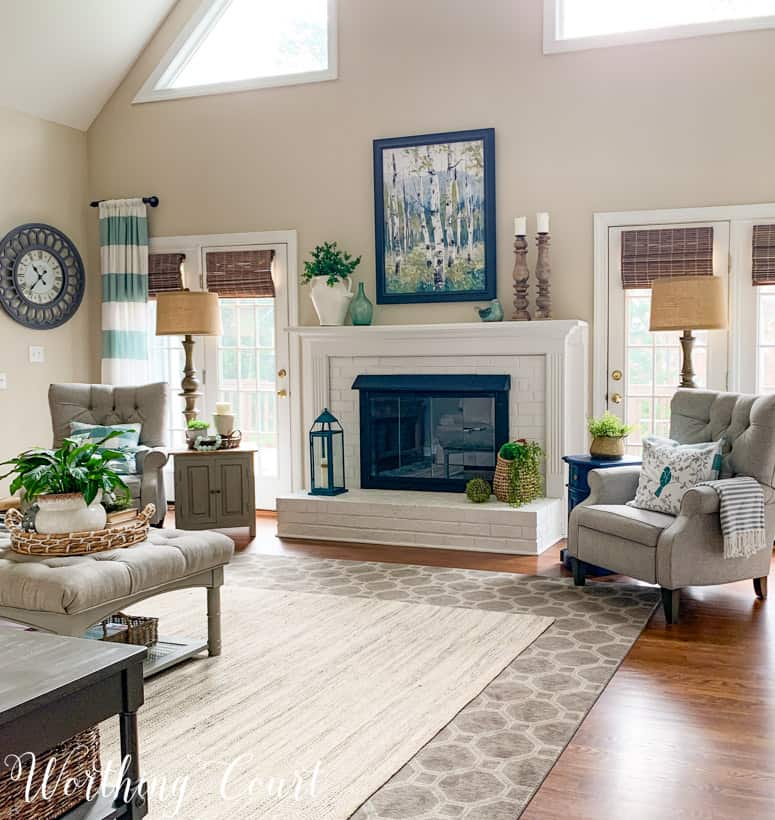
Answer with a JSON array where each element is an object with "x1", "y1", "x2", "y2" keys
[{"x1": 350, "y1": 281, "x2": 374, "y2": 326}]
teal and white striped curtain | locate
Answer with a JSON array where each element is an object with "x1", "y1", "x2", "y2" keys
[{"x1": 100, "y1": 198, "x2": 150, "y2": 385}]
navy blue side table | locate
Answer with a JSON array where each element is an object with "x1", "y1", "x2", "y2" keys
[{"x1": 561, "y1": 454, "x2": 642, "y2": 574}]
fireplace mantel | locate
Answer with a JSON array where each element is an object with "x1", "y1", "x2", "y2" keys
[{"x1": 288, "y1": 320, "x2": 588, "y2": 509}]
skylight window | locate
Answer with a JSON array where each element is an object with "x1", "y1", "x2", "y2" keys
[
  {"x1": 135, "y1": 0, "x2": 337, "y2": 103},
  {"x1": 544, "y1": 0, "x2": 775, "y2": 53}
]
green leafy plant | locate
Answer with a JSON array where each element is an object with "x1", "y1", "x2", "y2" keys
[
  {"x1": 499, "y1": 438, "x2": 544, "y2": 507},
  {"x1": 302, "y1": 241, "x2": 362, "y2": 287},
  {"x1": 587, "y1": 412, "x2": 632, "y2": 438},
  {"x1": 0, "y1": 433, "x2": 130, "y2": 506},
  {"x1": 466, "y1": 477, "x2": 492, "y2": 503},
  {"x1": 187, "y1": 419, "x2": 209, "y2": 430}
]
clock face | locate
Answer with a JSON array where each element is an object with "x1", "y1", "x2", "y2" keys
[
  {"x1": 15, "y1": 249, "x2": 64, "y2": 306},
  {"x1": 0, "y1": 224, "x2": 84, "y2": 329}
]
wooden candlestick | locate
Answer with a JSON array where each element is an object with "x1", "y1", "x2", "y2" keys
[
  {"x1": 535, "y1": 233, "x2": 552, "y2": 320},
  {"x1": 512, "y1": 236, "x2": 531, "y2": 321}
]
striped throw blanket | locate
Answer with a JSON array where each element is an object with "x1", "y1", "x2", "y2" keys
[{"x1": 696, "y1": 476, "x2": 767, "y2": 559}]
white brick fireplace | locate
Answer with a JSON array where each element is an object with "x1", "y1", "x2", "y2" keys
[{"x1": 280, "y1": 320, "x2": 588, "y2": 555}]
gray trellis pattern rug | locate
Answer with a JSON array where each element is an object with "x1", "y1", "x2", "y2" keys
[{"x1": 229, "y1": 553, "x2": 659, "y2": 819}]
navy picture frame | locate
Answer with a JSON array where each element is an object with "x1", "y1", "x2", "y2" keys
[{"x1": 373, "y1": 128, "x2": 496, "y2": 305}]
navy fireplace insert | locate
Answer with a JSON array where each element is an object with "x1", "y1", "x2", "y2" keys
[{"x1": 352, "y1": 374, "x2": 510, "y2": 493}]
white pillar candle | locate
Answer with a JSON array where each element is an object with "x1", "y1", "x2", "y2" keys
[
  {"x1": 536, "y1": 212, "x2": 550, "y2": 234},
  {"x1": 514, "y1": 216, "x2": 527, "y2": 236},
  {"x1": 215, "y1": 401, "x2": 232, "y2": 415}
]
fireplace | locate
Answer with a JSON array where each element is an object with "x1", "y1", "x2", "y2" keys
[{"x1": 352, "y1": 374, "x2": 510, "y2": 492}]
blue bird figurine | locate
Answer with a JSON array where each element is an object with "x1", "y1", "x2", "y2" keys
[{"x1": 475, "y1": 299, "x2": 504, "y2": 322}]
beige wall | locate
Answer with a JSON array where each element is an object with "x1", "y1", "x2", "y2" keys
[
  {"x1": 87, "y1": 0, "x2": 775, "y2": 332},
  {"x1": 0, "y1": 107, "x2": 92, "y2": 494}
]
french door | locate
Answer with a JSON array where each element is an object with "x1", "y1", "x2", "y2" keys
[
  {"x1": 200, "y1": 243, "x2": 290, "y2": 509},
  {"x1": 149, "y1": 233, "x2": 294, "y2": 511},
  {"x1": 606, "y1": 221, "x2": 730, "y2": 454}
]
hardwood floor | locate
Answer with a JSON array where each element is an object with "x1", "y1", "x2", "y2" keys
[{"x1": 187, "y1": 512, "x2": 775, "y2": 819}]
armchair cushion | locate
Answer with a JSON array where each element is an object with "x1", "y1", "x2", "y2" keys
[
  {"x1": 575, "y1": 504, "x2": 675, "y2": 548},
  {"x1": 628, "y1": 437, "x2": 722, "y2": 515}
]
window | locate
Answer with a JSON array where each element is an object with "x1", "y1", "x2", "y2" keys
[
  {"x1": 135, "y1": 0, "x2": 337, "y2": 103},
  {"x1": 544, "y1": 0, "x2": 775, "y2": 53}
]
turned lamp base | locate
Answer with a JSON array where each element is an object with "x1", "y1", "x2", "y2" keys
[
  {"x1": 180, "y1": 334, "x2": 203, "y2": 424},
  {"x1": 679, "y1": 329, "x2": 697, "y2": 389}
]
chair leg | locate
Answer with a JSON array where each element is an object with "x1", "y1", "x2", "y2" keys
[
  {"x1": 570, "y1": 557, "x2": 586, "y2": 587},
  {"x1": 661, "y1": 587, "x2": 681, "y2": 624},
  {"x1": 754, "y1": 576, "x2": 768, "y2": 600}
]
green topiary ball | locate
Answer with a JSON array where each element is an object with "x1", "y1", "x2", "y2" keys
[{"x1": 466, "y1": 478, "x2": 492, "y2": 503}]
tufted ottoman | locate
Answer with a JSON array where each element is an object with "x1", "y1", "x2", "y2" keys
[{"x1": 0, "y1": 529, "x2": 234, "y2": 669}]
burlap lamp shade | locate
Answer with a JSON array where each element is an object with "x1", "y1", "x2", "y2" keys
[{"x1": 650, "y1": 276, "x2": 727, "y2": 388}]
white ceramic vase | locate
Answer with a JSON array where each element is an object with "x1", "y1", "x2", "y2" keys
[
  {"x1": 213, "y1": 413, "x2": 235, "y2": 436},
  {"x1": 35, "y1": 491, "x2": 107, "y2": 534},
  {"x1": 310, "y1": 277, "x2": 353, "y2": 326}
]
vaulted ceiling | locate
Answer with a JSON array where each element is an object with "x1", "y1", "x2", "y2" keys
[{"x1": 0, "y1": 0, "x2": 177, "y2": 131}]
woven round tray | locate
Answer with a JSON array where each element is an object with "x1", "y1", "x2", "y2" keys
[
  {"x1": 219, "y1": 430, "x2": 242, "y2": 450},
  {"x1": 5, "y1": 503, "x2": 155, "y2": 556}
]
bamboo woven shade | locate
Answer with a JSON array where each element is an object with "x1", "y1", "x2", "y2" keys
[
  {"x1": 148, "y1": 253, "x2": 185, "y2": 297},
  {"x1": 205, "y1": 249, "x2": 275, "y2": 298},
  {"x1": 752, "y1": 225, "x2": 775, "y2": 286},
  {"x1": 621, "y1": 227, "x2": 714, "y2": 289}
]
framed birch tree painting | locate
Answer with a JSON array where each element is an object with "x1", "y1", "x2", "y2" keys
[{"x1": 373, "y1": 128, "x2": 496, "y2": 304}]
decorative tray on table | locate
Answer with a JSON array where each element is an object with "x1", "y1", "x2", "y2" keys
[{"x1": 4, "y1": 503, "x2": 156, "y2": 556}]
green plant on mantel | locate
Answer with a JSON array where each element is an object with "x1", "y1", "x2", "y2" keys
[
  {"x1": 499, "y1": 438, "x2": 544, "y2": 507},
  {"x1": 0, "y1": 433, "x2": 130, "y2": 505},
  {"x1": 302, "y1": 241, "x2": 362, "y2": 287},
  {"x1": 187, "y1": 419, "x2": 209, "y2": 431},
  {"x1": 587, "y1": 412, "x2": 632, "y2": 438}
]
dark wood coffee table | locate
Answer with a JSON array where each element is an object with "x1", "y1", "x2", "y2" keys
[{"x1": 0, "y1": 629, "x2": 147, "y2": 819}]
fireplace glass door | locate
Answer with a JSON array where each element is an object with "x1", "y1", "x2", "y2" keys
[{"x1": 354, "y1": 375, "x2": 510, "y2": 492}]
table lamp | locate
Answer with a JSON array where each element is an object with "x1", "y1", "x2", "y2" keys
[
  {"x1": 155, "y1": 290, "x2": 222, "y2": 422},
  {"x1": 649, "y1": 276, "x2": 727, "y2": 388}
]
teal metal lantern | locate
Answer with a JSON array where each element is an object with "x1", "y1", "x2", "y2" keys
[{"x1": 309, "y1": 408, "x2": 347, "y2": 496}]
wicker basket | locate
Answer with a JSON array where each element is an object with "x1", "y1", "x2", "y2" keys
[
  {"x1": 509, "y1": 460, "x2": 543, "y2": 507},
  {"x1": 5, "y1": 504, "x2": 155, "y2": 556},
  {"x1": 101, "y1": 612, "x2": 158, "y2": 647},
  {"x1": 493, "y1": 455, "x2": 512, "y2": 502},
  {"x1": 492, "y1": 455, "x2": 543, "y2": 507},
  {"x1": 0, "y1": 727, "x2": 100, "y2": 820},
  {"x1": 218, "y1": 430, "x2": 242, "y2": 450}
]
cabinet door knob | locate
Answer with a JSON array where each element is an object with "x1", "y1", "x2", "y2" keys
[
  {"x1": 277, "y1": 389, "x2": 288, "y2": 398},
  {"x1": 278, "y1": 369, "x2": 287, "y2": 378},
  {"x1": 610, "y1": 392, "x2": 623, "y2": 405}
]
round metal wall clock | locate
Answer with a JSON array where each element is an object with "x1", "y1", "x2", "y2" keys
[{"x1": 0, "y1": 223, "x2": 85, "y2": 329}]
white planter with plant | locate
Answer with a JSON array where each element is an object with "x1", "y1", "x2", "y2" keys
[
  {"x1": 186, "y1": 419, "x2": 209, "y2": 449},
  {"x1": 303, "y1": 241, "x2": 362, "y2": 326},
  {"x1": 587, "y1": 412, "x2": 633, "y2": 459},
  {"x1": 0, "y1": 433, "x2": 130, "y2": 534}
]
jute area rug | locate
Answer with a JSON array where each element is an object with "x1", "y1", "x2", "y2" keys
[
  {"x1": 108, "y1": 553, "x2": 658, "y2": 819},
  {"x1": 104, "y1": 583, "x2": 551, "y2": 819}
]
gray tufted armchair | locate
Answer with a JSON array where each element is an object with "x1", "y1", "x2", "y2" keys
[
  {"x1": 48, "y1": 383, "x2": 169, "y2": 526},
  {"x1": 569, "y1": 389, "x2": 775, "y2": 623}
]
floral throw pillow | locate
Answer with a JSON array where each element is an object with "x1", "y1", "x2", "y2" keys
[{"x1": 628, "y1": 437, "x2": 724, "y2": 516}]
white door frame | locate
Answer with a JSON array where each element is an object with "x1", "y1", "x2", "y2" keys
[
  {"x1": 149, "y1": 229, "x2": 300, "y2": 497},
  {"x1": 593, "y1": 203, "x2": 775, "y2": 416}
]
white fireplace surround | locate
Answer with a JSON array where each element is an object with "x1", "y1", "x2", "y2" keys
[{"x1": 283, "y1": 320, "x2": 588, "y2": 554}]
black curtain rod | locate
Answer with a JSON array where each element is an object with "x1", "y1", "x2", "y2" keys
[{"x1": 90, "y1": 196, "x2": 160, "y2": 208}]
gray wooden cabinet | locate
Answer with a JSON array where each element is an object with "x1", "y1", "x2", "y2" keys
[{"x1": 173, "y1": 449, "x2": 256, "y2": 537}]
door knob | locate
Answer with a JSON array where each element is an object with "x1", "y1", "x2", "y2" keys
[
  {"x1": 611, "y1": 369, "x2": 623, "y2": 381},
  {"x1": 277, "y1": 389, "x2": 288, "y2": 398},
  {"x1": 610, "y1": 392, "x2": 623, "y2": 404},
  {"x1": 278, "y1": 369, "x2": 287, "y2": 378}
]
